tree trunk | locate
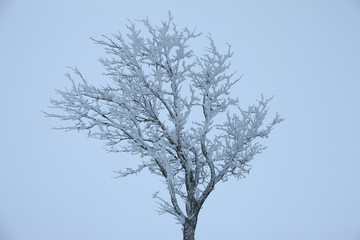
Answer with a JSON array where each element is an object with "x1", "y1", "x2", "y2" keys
[{"x1": 183, "y1": 218, "x2": 197, "y2": 240}]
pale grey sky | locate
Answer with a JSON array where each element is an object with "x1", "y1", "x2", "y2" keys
[{"x1": 1, "y1": 1, "x2": 360, "y2": 240}]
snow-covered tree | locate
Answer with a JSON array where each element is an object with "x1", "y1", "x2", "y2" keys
[{"x1": 46, "y1": 13, "x2": 282, "y2": 240}]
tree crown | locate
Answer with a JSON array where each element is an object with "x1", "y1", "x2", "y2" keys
[{"x1": 46, "y1": 13, "x2": 283, "y2": 224}]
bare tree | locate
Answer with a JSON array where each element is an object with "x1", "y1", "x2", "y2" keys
[{"x1": 46, "y1": 13, "x2": 283, "y2": 240}]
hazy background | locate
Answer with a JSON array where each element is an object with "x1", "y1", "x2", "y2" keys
[{"x1": 1, "y1": 1, "x2": 360, "y2": 239}]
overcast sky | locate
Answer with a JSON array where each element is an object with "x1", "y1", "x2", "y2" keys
[{"x1": 1, "y1": 1, "x2": 360, "y2": 240}]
